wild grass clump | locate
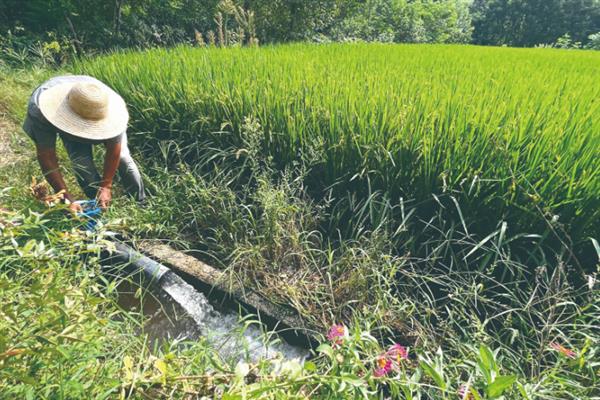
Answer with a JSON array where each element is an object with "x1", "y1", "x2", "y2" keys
[
  {"x1": 8, "y1": 171, "x2": 595, "y2": 398},
  {"x1": 0, "y1": 192, "x2": 137, "y2": 398},
  {"x1": 79, "y1": 43, "x2": 600, "y2": 264},
  {"x1": 110, "y1": 118, "x2": 599, "y2": 398},
  {"x1": 112, "y1": 159, "x2": 600, "y2": 398}
]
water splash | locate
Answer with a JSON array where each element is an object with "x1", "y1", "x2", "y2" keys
[{"x1": 118, "y1": 270, "x2": 309, "y2": 363}]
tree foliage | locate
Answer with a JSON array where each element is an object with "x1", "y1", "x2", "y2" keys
[
  {"x1": 1, "y1": 0, "x2": 600, "y2": 60},
  {"x1": 0, "y1": 0, "x2": 219, "y2": 50},
  {"x1": 471, "y1": 0, "x2": 600, "y2": 46},
  {"x1": 330, "y1": 0, "x2": 473, "y2": 43}
]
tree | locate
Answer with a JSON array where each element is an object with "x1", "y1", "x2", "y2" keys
[
  {"x1": 471, "y1": 0, "x2": 600, "y2": 46},
  {"x1": 329, "y1": 0, "x2": 472, "y2": 44}
]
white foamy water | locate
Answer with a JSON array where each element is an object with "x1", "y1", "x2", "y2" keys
[{"x1": 119, "y1": 271, "x2": 309, "y2": 363}]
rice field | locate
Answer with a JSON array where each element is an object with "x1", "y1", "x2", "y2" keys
[
  {"x1": 3, "y1": 45, "x2": 599, "y2": 398},
  {"x1": 79, "y1": 44, "x2": 600, "y2": 256}
]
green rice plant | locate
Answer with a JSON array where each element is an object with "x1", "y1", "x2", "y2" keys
[
  {"x1": 78, "y1": 43, "x2": 600, "y2": 265},
  {"x1": 4, "y1": 63, "x2": 597, "y2": 399}
]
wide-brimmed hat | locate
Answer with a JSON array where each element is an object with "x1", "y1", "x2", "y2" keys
[{"x1": 38, "y1": 81, "x2": 129, "y2": 141}]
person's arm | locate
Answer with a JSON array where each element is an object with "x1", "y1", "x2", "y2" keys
[
  {"x1": 36, "y1": 146, "x2": 82, "y2": 212},
  {"x1": 97, "y1": 140, "x2": 121, "y2": 209}
]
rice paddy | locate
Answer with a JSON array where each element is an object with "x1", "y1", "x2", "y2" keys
[
  {"x1": 3, "y1": 43, "x2": 600, "y2": 398},
  {"x1": 80, "y1": 44, "x2": 600, "y2": 261}
]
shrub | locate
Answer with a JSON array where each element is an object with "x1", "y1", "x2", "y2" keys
[{"x1": 586, "y1": 32, "x2": 600, "y2": 50}]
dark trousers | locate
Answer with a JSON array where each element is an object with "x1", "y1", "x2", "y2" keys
[{"x1": 62, "y1": 134, "x2": 145, "y2": 201}]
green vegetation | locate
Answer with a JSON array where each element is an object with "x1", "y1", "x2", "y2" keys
[
  {"x1": 81, "y1": 44, "x2": 600, "y2": 262},
  {"x1": 2, "y1": 0, "x2": 600, "y2": 68},
  {"x1": 0, "y1": 0, "x2": 474, "y2": 63},
  {"x1": 0, "y1": 196, "x2": 136, "y2": 399},
  {"x1": 2, "y1": 41, "x2": 599, "y2": 398},
  {"x1": 0, "y1": 149, "x2": 564, "y2": 399},
  {"x1": 0, "y1": 196, "x2": 545, "y2": 400},
  {"x1": 76, "y1": 43, "x2": 600, "y2": 398},
  {"x1": 471, "y1": 0, "x2": 600, "y2": 47}
]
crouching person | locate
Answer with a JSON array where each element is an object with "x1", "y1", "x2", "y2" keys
[{"x1": 23, "y1": 75, "x2": 145, "y2": 212}]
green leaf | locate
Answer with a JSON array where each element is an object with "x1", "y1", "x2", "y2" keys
[
  {"x1": 316, "y1": 343, "x2": 334, "y2": 359},
  {"x1": 470, "y1": 387, "x2": 483, "y2": 400},
  {"x1": 419, "y1": 359, "x2": 446, "y2": 390},
  {"x1": 341, "y1": 374, "x2": 363, "y2": 387},
  {"x1": 487, "y1": 375, "x2": 517, "y2": 398},
  {"x1": 590, "y1": 238, "x2": 600, "y2": 261},
  {"x1": 401, "y1": 386, "x2": 414, "y2": 400},
  {"x1": 154, "y1": 358, "x2": 168, "y2": 375},
  {"x1": 303, "y1": 361, "x2": 317, "y2": 372},
  {"x1": 479, "y1": 344, "x2": 497, "y2": 374},
  {"x1": 516, "y1": 382, "x2": 531, "y2": 400}
]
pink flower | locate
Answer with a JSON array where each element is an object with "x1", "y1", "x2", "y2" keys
[
  {"x1": 373, "y1": 357, "x2": 392, "y2": 377},
  {"x1": 371, "y1": 343, "x2": 409, "y2": 378},
  {"x1": 327, "y1": 324, "x2": 348, "y2": 345},
  {"x1": 550, "y1": 342, "x2": 576, "y2": 359},
  {"x1": 458, "y1": 384, "x2": 474, "y2": 400},
  {"x1": 386, "y1": 344, "x2": 408, "y2": 362}
]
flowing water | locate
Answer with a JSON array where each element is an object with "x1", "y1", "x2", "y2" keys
[{"x1": 116, "y1": 269, "x2": 309, "y2": 363}]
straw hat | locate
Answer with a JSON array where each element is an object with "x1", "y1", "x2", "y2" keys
[{"x1": 38, "y1": 81, "x2": 129, "y2": 141}]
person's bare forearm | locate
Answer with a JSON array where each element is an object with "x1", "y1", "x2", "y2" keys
[
  {"x1": 96, "y1": 141, "x2": 121, "y2": 209},
  {"x1": 101, "y1": 141, "x2": 121, "y2": 189},
  {"x1": 36, "y1": 147, "x2": 73, "y2": 201}
]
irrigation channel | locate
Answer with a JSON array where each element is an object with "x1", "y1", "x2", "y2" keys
[{"x1": 101, "y1": 240, "x2": 311, "y2": 363}]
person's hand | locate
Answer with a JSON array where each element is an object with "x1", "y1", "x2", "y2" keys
[
  {"x1": 68, "y1": 201, "x2": 84, "y2": 214},
  {"x1": 97, "y1": 186, "x2": 112, "y2": 209},
  {"x1": 63, "y1": 193, "x2": 83, "y2": 214}
]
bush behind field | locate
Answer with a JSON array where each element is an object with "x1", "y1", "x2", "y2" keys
[{"x1": 79, "y1": 44, "x2": 600, "y2": 262}]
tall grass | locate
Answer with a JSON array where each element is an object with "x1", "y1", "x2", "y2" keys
[
  {"x1": 110, "y1": 143, "x2": 600, "y2": 399},
  {"x1": 79, "y1": 44, "x2": 600, "y2": 262}
]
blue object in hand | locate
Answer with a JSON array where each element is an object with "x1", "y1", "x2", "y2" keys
[{"x1": 75, "y1": 200, "x2": 102, "y2": 231}]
